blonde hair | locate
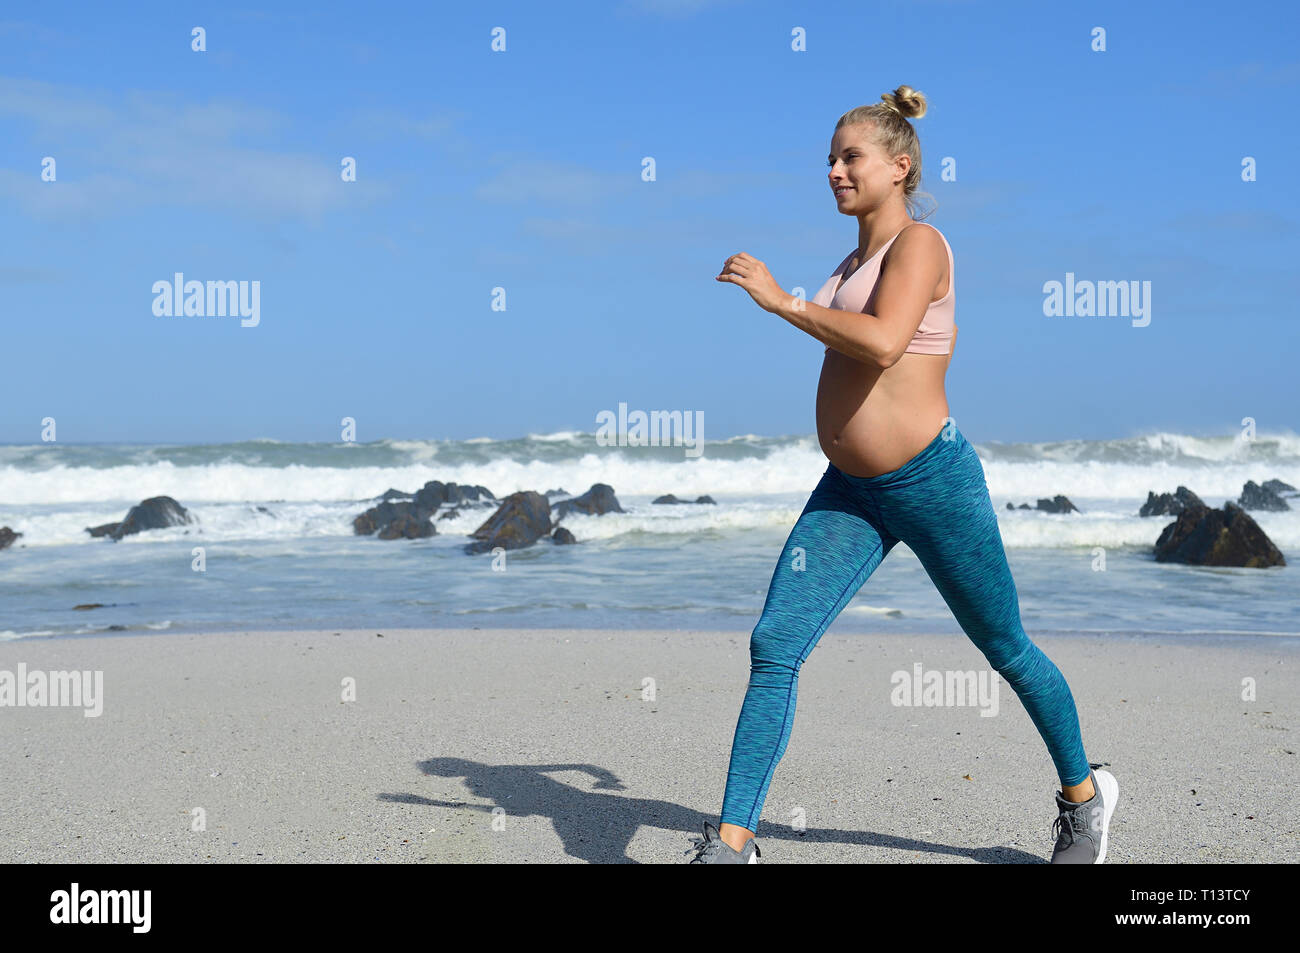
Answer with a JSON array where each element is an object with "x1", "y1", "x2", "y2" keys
[{"x1": 836, "y1": 85, "x2": 935, "y2": 220}]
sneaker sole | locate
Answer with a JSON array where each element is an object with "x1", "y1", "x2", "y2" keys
[{"x1": 1093, "y1": 769, "x2": 1119, "y2": 864}]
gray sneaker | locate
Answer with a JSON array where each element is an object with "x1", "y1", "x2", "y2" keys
[
  {"x1": 685, "y1": 822, "x2": 761, "y2": 864},
  {"x1": 1050, "y1": 768, "x2": 1119, "y2": 864}
]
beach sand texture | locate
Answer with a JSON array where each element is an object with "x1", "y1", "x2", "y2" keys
[{"x1": 1, "y1": 627, "x2": 1295, "y2": 864}]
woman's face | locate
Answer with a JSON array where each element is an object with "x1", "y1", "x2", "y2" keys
[{"x1": 827, "y1": 124, "x2": 907, "y2": 214}]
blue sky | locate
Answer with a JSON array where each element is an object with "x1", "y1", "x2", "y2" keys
[{"x1": 2, "y1": 0, "x2": 1297, "y2": 445}]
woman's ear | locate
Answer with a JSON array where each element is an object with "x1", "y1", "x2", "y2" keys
[{"x1": 893, "y1": 153, "x2": 911, "y2": 186}]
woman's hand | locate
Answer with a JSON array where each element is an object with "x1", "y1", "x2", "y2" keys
[{"x1": 716, "y1": 253, "x2": 786, "y2": 313}]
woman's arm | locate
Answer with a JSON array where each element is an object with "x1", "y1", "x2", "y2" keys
[{"x1": 770, "y1": 225, "x2": 948, "y2": 369}]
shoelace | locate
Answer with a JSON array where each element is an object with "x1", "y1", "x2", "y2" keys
[
  {"x1": 1051, "y1": 802, "x2": 1093, "y2": 848},
  {"x1": 684, "y1": 832, "x2": 723, "y2": 862}
]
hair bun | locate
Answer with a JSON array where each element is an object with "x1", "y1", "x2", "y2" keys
[{"x1": 882, "y1": 85, "x2": 927, "y2": 120}]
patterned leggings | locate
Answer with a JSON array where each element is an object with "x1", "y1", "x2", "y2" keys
[{"x1": 720, "y1": 423, "x2": 1090, "y2": 832}]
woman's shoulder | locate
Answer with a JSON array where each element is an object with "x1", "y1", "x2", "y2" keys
[
  {"x1": 892, "y1": 221, "x2": 952, "y2": 264},
  {"x1": 883, "y1": 218, "x2": 946, "y2": 256},
  {"x1": 902, "y1": 220, "x2": 949, "y2": 244},
  {"x1": 904, "y1": 219, "x2": 956, "y2": 252},
  {"x1": 881, "y1": 222, "x2": 952, "y2": 298}
]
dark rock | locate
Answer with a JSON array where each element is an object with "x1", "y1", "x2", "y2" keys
[
  {"x1": 552, "y1": 484, "x2": 625, "y2": 520},
  {"x1": 377, "y1": 513, "x2": 436, "y2": 540},
  {"x1": 107, "y1": 496, "x2": 194, "y2": 541},
  {"x1": 1139, "y1": 486, "x2": 1205, "y2": 517},
  {"x1": 1238, "y1": 480, "x2": 1290, "y2": 512},
  {"x1": 411, "y1": 482, "x2": 448, "y2": 513},
  {"x1": 1154, "y1": 502, "x2": 1285, "y2": 568},
  {"x1": 413, "y1": 481, "x2": 495, "y2": 512},
  {"x1": 73, "y1": 603, "x2": 105, "y2": 610},
  {"x1": 86, "y1": 522, "x2": 120, "y2": 538},
  {"x1": 354, "y1": 500, "x2": 401, "y2": 534},
  {"x1": 0, "y1": 526, "x2": 22, "y2": 550},
  {"x1": 465, "y1": 491, "x2": 552, "y2": 554},
  {"x1": 653, "y1": 493, "x2": 715, "y2": 505},
  {"x1": 544, "y1": 488, "x2": 570, "y2": 498},
  {"x1": 255, "y1": 506, "x2": 275, "y2": 516},
  {"x1": 1007, "y1": 499, "x2": 1073, "y2": 511},
  {"x1": 353, "y1": 500, "x2": 435, "y2": 538},
  {"x1": 552, "y1": 526, "x2": 577, "y2": 545},
  {"x1": 1262, "y1": 478, "x2": 1297, "y2": 496},
  {"x1": 106, "y1": 624, "x2": 127, "y2": 631},
  {"x1": 695, "y1": 495, "x2": 716, "y2": 505},
  {"x1": 355, "y1": 481, "x2": 495, "y2": 538}
]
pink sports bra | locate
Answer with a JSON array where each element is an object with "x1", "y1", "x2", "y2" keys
[{"x1": 810, "y1": 221, "x2": 955, "y2": 356}]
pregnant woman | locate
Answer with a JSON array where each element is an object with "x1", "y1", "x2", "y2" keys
[{"x1": 690, "y1": 86, "x2": 1118, "y2": 864}]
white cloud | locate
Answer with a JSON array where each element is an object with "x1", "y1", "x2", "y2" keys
[{"x1": 0, "y1": 76, "x2": 389, "y2": 221}]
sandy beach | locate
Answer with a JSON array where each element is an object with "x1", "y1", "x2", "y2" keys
[{"x1": 1, "y1": 627, "x2": 1296, "y2": 864}]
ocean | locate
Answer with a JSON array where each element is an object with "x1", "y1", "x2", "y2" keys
[{"x1": 1, "y1": 430, "x2": 1296, "y2": 641}]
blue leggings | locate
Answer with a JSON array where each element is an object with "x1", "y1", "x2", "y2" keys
[{"x1": 720, "y1": 423, "x2": 1090, "y2": 832}]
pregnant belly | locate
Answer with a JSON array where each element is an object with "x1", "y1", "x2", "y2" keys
[{"x1": 816, "y1": 352, "x2": 951, "y2": 478}]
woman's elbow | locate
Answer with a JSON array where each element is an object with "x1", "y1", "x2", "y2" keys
[{"x1": 876, "y1": 344, "x2": 904, "y2": 370}]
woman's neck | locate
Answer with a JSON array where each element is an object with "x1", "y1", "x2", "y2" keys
[{"x1": 855, "y1": 210, "x2": 913, "y2": 261}]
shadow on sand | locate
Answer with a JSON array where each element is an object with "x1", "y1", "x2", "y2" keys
[{"x1": 378, "y1": 756, "x2": 1046, "y2": 864}]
